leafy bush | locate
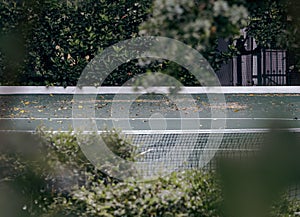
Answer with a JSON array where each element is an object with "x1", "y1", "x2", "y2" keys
[
  {"x1": 47, "y1": 170, "x2": 222, "y2": 217},
  {"x1": 0, "y1": 130, "x2": 299, "y2": 217},
  {"x1": 0, "y1": 0, "x2": 151, "y2": 86},
  {"x1": 0, "y1": 129, "x2": 135, "y2": 216}
]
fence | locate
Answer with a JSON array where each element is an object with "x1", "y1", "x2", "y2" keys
[{"x1": 225, "y1": 37, "x2": 300, "y2": 86}]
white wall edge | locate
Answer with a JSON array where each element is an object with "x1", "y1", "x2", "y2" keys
[{"x1": 0, "y1": 86, "x2": 299, "y2": 94}]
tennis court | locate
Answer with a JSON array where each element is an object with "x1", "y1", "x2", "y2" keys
[
  {"x1": 0, "y1": 86, "x2": 300, "y2": 179},
  {"x1": 1, "y1": 86, "x2": 299, "y2": 131}
]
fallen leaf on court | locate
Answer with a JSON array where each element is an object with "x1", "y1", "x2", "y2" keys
[
  {"x1": 234, "y1": 109, "x2": 240, "y2": 112},
  {"x1": 30, "y1": 117, "x2": 35, "y2": 120},
  {"x1": 78, "y1": 105, "x2": 83, "y2": 109},
  {"x1": 14, "y1": 107, "x2": 20, "y2": 111},
  {"x1": 24, "y1": 101, "x2": 30, "y2": 105},
  {"x1": 19, "y1": 110, "x2": 25, "y2": 113},
  {"x1": 38, "y1": 109, "x2": 43, "y2": 112}
]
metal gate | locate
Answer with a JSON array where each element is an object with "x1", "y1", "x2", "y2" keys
[
  {"x1": 232, "y1": 37, "x2": 300, "y2": 86},
  {"x1": 255, "y1": 49, "x2": 287, "y2": 86}
]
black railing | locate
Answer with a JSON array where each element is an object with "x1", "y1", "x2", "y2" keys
[{"x1": 234, "y1": 37, "x2": 300, "y2": 86}]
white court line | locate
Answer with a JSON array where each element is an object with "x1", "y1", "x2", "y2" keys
[
  {"x1": 0, "y1": 117, "x2": 298, "y2": 121},
  {"x1": 1, "y1": 128, "x2": 300, "y2": 134},
  {"x1": 0, "y1": 86, "x2": 300, "y2": 94},
  {"x1": 143, "y1": 149, "x2": 259, "y2": 151}
]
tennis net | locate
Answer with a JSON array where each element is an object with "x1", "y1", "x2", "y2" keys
[{"x1": 1, "y1": 86, "x2": 300, "y2": 184}]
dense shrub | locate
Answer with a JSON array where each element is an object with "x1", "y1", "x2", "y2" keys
[
  {"x1": 0, "y1": 0, "x2": 151, "y2": 86},
  {"x1": 47, "y1": 170, "x2": 222, "y2": 217},
  {"x1": 0, "y1": 129, "x2": 132, "y2": 216},
  {"x1": 0, "y1": 130, "x2": 300, "y2": 217},
  {"x1": 0, "y1": 130, "x2": 223, "y2": 217}
]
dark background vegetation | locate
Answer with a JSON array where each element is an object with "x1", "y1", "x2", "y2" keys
[{"x1": 0, "y1": 0, "x2": 299, "y2": 86}]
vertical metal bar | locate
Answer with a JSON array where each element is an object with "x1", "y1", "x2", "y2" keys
[
  {"x1": 237, "y1": 55, "x2": 242, "y2": 86},
  {"x1": 282, "y1": 51, "x2": 285, "y2": 85},
  {"x1": 285, "y1": 51, "x2": 290, "y2": 85},
  {"x1": 278, "y1": 51, "x2": 281, "y2": 85},
  {"x1": 257, "y1": 49, "x2": 262, "y2": 86},
  {"x1": 278, "y1": 50, "x2": 282, "y2": 85},
  {"x1": 287, "y1": 51, "x2": 289, "y2": 85},
  {"x1": 250, "y1": 37, "x2": 253, "y2": 85},
  {"x1": 263, "y1": 49, "x2": 266, "y2": 85},
  {"x1": 275, "y1": 50, "x2": 279, "y2": 84},
  {"x1": 269, "y1": 49, "x2": 273, "y2": 85},
  {"x1": 231, "y1": 58, "x2": 234, "y2": 86},
  {"x1": 232, "y1": 57, "x2": 235, "y2": 85}
]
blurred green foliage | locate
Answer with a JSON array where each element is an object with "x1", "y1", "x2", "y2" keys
[
  {"x1": 0, "y1": 129, "x2": 300, "y2": 216},
  {"x1": 0, "y1": 129, "x2": 138, "y2": 217},
  {"x1": 218, "y1": 124, "x2": 300, "y2": 217},
  {"x1": 137, "y1": 0, "x2": 249, "y2": 86},
  {"x1": 139, "y1": 0, "x2": 248, "y2": 69}
]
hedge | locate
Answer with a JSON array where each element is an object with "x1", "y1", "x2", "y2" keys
[
  {"x1": 0, "y1": 0, "x2": 151, "y2": 86},
  {"x1": 0, "y1": 0, "x2": 248, "y2": 87}
]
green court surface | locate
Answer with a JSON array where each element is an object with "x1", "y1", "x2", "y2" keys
[{"x1": 0, "y1": 87, "x2": 299, "y2": 132}]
